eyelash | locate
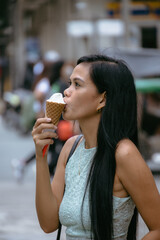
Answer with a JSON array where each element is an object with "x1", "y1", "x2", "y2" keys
[
  {"x1": 68, "y1": 80, "x2": 80, "y2": 88},
  {"x1": 75, "y1": 82, "x2": 80, "y2": 87}
]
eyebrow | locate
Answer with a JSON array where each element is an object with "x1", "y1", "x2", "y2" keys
[{"x1": 70, "y1": 77, "x2": 85, "y2": 83}]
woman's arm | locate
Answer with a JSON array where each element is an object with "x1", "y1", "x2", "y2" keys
[
  {"x1": 142, "y1": 230, "x2": 160, "y2": 240},
  {"x1": 32, "y1": 118, "x2": 76, "y2": 233},
  {"x1": 32, "y1": 117, "x2": 59, "y2": 232},
  {"x1": 116, "y1": 139, "x2": 160, "y2": 240}
]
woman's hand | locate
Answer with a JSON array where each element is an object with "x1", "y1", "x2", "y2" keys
[{"x1": 32, "y1": 118, "x2": 58, "y2": 158}]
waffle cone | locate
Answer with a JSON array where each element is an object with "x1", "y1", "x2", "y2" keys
[{"x1": 46, "y1": 101, "x2": 65, "y2": 126}]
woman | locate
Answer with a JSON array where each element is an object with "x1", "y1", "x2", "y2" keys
[{"x1": 32, "y1": 54, "x2": 160, "y2": 240}]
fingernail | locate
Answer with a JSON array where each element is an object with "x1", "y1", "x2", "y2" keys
[{"x1": 47, "y1": 118, "x2": 51, "y2": 122}]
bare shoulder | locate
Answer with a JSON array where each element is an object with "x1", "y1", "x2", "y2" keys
[
  {"x1": 115, "y1": 138, "x2": 141, "y2": 167},
  {"x1": 60, "y1": 135, "x2": 82, "y2": 165},
  {"x1": 115, "y1": 138, "x2": 152, "y2": 192},
  {"x1": 64, "y1": 134, "x2": 80, "y2": 147},
  {"x1": 116, "y1": 138, "x2": 138, "y2": 157}
]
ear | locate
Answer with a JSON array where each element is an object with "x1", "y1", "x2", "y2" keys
[{"x1": 97, "y1": 91, "x2": 106, "y2": 112}]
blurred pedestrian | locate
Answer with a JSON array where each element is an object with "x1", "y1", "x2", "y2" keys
[
  {"x1": 22, "y1": 62, "x2": 34, "y2": 91},
  {"x1": 11, "y1": 61, "x2": 52, "y2": 181},
  {"x1": 32, "y1": 54, "x2": 160, "y2": 240}
]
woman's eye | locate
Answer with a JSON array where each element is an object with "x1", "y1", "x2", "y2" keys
[
  {"x1": 67, "y1": 80, "x2": 80, "y2": 88},
  {"x1": 75, "y1": 82, "x2": 80, "y2": 87}
]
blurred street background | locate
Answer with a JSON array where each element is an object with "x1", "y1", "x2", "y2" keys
[{"x1": 0, "y1": 0, "x2": 160, "y2": 239}]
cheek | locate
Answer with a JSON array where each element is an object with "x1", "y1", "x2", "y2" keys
[
  {"x1": 77, "y1": 95, "x2": 98, "y2": 115},
  {"x1": 63, "y1": 90, "x2": 99, "y2": 120},
  {"x1": 63, "y1": 98, "x2": 86, "y2": 120},
  {"x1": 81, "y1": 101, "x2": 96, "y2": 113}
]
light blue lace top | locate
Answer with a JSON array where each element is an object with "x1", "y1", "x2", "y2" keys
[{"x1": 59, "y1": 138, "x2": 135, "y2": 240}]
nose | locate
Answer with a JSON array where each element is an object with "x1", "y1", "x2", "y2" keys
[{"x1": 64, "y1": 85, "x2": 72, "y2": 97}]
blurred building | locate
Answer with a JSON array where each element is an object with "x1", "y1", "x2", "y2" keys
[
  {"x1": 0, "y1": 0, "x2": 160, "y2": 90},
  {"x1": 106, "y1": 0, "x2": 160, "y2": 48}
]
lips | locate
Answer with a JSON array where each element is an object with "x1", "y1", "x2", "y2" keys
[
  {"x1": 63, "y1": 105, "x2": 67, "y2": 111},
  {"x1": 63, "y1": 98, "x2": 68, "y2": 106},
  {"x1": 63, "y1": 97, "x2": 67, "y2": 103}
]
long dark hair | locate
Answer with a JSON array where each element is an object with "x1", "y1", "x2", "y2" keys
[{"x1": 77, "y1": 54, "x2": 138, "y2": 240}]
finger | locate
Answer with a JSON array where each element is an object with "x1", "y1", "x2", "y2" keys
[
  {"x1": 33, "y1": 117, "x2": 52, "y2": 129},
  {"x1": 38, "y1": 131, "x2": 58, "y2": 140},
  {"x1": 36, "y1": 139, "x2": 54, "y2": 153},
  {"x1": 33, "y1": 122, "x2": 57, "y2": 135}
]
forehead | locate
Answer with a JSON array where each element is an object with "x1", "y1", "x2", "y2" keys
[{"x1": 70, "y1": 63, "x2": 91, "y2": 80}]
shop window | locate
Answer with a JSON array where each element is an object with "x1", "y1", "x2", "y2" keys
[{"x1": 141, "y1": 27, "x2": 157, "y2": 48}]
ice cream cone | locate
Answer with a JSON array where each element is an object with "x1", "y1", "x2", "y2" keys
[
  {"x1": 46, "y1": 101, "x2": 65, "y2": 126},
  {"x1": 42, "y1": 93, "x2": 66, "y2": 157}
]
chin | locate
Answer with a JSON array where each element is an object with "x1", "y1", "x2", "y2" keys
[{"x1": 62, "y1": 112, "x2": 74, "y2": 121}]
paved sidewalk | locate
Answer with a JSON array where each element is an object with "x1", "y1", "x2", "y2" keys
[{"x1": 0, "y1": 181, "x2": 66, "y2": 240}]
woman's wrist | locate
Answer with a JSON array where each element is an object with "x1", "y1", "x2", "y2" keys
[{"x1": 35, "y1": 152, "x2": 48, "y2": 165}]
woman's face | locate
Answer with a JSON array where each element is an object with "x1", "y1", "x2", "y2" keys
[{"x1": 63, "y1": 63, "x2": 103, "y2": 121}]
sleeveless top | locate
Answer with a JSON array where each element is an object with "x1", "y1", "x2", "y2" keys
[{"x1": 59, "y1": 138, "x2": 135, "y2": 240}]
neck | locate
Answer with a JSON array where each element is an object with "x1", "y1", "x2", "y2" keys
[{"x1": 79, "y1": 114, "x2": 101, "y2": 149}]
